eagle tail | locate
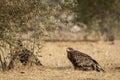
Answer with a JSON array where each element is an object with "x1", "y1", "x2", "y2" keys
[
  {"x1": 96, "y1": 64, "x2": 105, "y2": 72},
  {"x1": 92, "y1": 59, "x2": 105, "y2": 72}
]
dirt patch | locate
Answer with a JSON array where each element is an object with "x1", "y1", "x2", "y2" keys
[{"x1": 0, "y1": 40, "x2": 120, "y2": 80}]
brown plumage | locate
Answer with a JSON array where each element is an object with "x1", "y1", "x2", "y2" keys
[{"x1": 66, "y1": 47, "x2": 104, "y2": 72}]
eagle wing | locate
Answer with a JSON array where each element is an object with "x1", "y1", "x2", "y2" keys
[{"x1": 71, "y1": 51, "x2": 95, "y2": 69}]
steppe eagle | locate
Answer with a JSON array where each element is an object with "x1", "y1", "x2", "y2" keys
[{"x1": 66, "y1": 47, "x2": 104, "y2": 72}]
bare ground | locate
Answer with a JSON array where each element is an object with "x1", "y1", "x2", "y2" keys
[{"x1": 0, "y1": 40, "x2": 120, "y2": 80}]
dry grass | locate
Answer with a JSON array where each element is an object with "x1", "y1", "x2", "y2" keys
[{"x1": 0, "y1": 40, "x2": 120, "y2": 80}]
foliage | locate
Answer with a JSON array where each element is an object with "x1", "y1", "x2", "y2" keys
[
  {"x1": 72, "y1": 0, "x2": 120, "y2": 41},
  {"x1": 75, "y1": 0, "x2": 120, "y2": 24},
  {"x1": 0, "y1": 0, "x2": 61, "y2": 71}
]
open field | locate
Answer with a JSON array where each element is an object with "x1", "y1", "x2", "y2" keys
[{"x1": 0, "y1": 40, "x2": 120, "y2": 80}]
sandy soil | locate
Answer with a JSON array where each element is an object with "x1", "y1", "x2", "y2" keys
[{"x1": 0, "y1": 41, "x2": 120, "y2": 80}]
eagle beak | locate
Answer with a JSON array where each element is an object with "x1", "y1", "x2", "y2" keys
[
  {"x1": 66, "y1": 48, "x2": 70, "y2": 52},
  {"x1": 66, "y1": 47, "x2": 73, "y2": 52}
]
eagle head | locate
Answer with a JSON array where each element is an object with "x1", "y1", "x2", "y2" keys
[{"x1": 66, "y1": 47, "x2": 74, "y2": 52}]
